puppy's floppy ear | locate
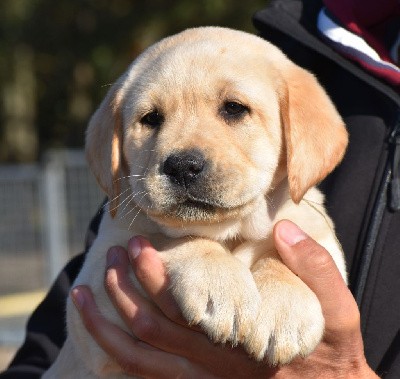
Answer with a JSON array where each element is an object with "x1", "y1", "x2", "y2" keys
[
  {"x1": 279, "y1": 66, "x2": 348, "y2": 203},
  {"x1": 85, "y1": 83, "x2": 127, "y2": 217}
]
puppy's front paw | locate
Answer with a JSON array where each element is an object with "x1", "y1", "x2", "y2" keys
[
  {"x1": 247, "y1": 267, "x2": 324, "y2": 365},
  {"x1": 165, "y1": 249, "x2": 261, "y2": 347}
]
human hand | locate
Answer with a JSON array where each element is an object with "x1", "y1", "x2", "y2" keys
[{"x1": 72, "y1": 220, "x2": 378, "y2": 378}]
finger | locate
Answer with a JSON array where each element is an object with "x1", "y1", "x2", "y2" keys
[
  {"x1": 273, "y1": 220, "x2": 359, "y2": 329},
  {"x1": 71, "y1": 285, "x2": 208, "y2": 378},
  {"x1": 127, "y1": 236, "x2": 186, "y2": 323},
  {"x1": 105, "y1": 246, "x2": 161, "y2": 328},
  {"x1": 105, "y1": 247, "x2": 214, "y2": 359}
]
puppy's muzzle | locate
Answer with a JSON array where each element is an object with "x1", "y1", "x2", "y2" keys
[{"x1": 163, "y1": 149, "x2": 207, "y2": 189}]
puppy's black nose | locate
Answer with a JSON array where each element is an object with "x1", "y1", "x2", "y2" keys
[{"x1": 163, "y1": 150, "x2": 206, "y2": 188}]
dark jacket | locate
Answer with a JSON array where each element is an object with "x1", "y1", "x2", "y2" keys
[
  {"x1": 2, "y1": 0, "x2": 400, "y2": 377},
  {"x1": 254, "y1": 0, "x2": 400, "y2": 377}
]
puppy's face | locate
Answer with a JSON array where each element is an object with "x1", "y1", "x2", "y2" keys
[
  {"x1": 86, "y1": 27, "x2": 348, "y2": 232},
  {"x1": 123, "y1": 41, "x2": 283, "y2": 227}
]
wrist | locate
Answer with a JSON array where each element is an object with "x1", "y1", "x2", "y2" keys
[
  {"x1": 352, "y1": 363, "x2": 379, "y2": 379},
  {"x1": 344, "y1": 356, "x2": 379, "y2": 379}
]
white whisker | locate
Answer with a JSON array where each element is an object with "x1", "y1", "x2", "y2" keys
[
  {"x1": 119, "y1": 191, "x2": 147, "y2": 219},
  {"x1": 113, "y1": 174, "x2": 145, "y2": 182},
  {"x1": 108, "y1": 192, "x2": 133, "y2": 215},
  {"x1": 117, "y1": 193, "x2": 137, "y2": 218},
  {"x1": 125, "y1": 192, "x2": 147, "y2": 215},
  {"x1": 103, "y1": 187, "x2": 131, "y2": 209},
  {"x1": 129, "y1": 205, "x2": 145, "y2": 230},
  {"x1": 127, "y1": 192, "x2": 150, "y2": 229}
]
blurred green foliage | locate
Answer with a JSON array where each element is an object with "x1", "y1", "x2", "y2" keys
[{"x1": 0, "y1": 0, "x2": 267, "y2": 162}]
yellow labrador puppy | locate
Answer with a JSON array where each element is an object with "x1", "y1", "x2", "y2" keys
[{"x1": 44, "y1": 27, "x2": 348, "y2": 378}]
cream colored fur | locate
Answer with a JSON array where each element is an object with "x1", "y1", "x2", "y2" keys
[{"x1": 44, "y1": 27, "x2": 348, "y2": 378}]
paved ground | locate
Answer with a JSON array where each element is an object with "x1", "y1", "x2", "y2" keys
[
  {"x1": 0, "y1": 249, "x2": 48, "y2": 373},
  {"x1": 0, "y1": 289, "x2": 46, "y2": 373},
  {"x1": 0, "y1": 346, "x2": 16, "y2": 371}
]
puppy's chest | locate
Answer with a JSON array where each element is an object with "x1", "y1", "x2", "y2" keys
[{"x1": 225, "y1": 236, "x2": 275, "y2": 268}]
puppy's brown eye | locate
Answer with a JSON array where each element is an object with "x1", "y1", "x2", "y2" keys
[
  {"x1": 223, "y1": 101, "x2": 249, "y2": 117},
  {"x1": 141, "y1": 110, "x2": 164, "y2": 128}
]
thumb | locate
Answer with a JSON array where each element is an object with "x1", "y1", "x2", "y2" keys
[{"x1": 273, "y1": 220, "x2": 354, "y2": 326}]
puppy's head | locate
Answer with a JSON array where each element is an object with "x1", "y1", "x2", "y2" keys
[{"x1": 86, "y1": 27, "x2": 347, "y2": 231}]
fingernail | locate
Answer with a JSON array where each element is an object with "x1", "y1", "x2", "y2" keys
[
  {"x1": 128, "y1": 236, "x2": 142, "y2": 260},
  {"x1": 106, "y1": 247, "x2": 121, "y2": 268},
  {"x1": 278, "y1": 221, "x2": 308, "y2": 246},
  {"x1": 71, "y1": 287, "x2": 85, "y2": 310}
]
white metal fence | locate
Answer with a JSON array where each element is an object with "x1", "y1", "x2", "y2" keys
[
  {"x1": 0, "y1": 149, "x2": 104, "y2": 296},
  {"x1": 0, "y1": 149, "x2": 106, "y2": 351}
]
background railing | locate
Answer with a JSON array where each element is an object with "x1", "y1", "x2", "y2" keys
[{"x1": 0, "y1": 149, "x2": 104, "y2": 350}]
